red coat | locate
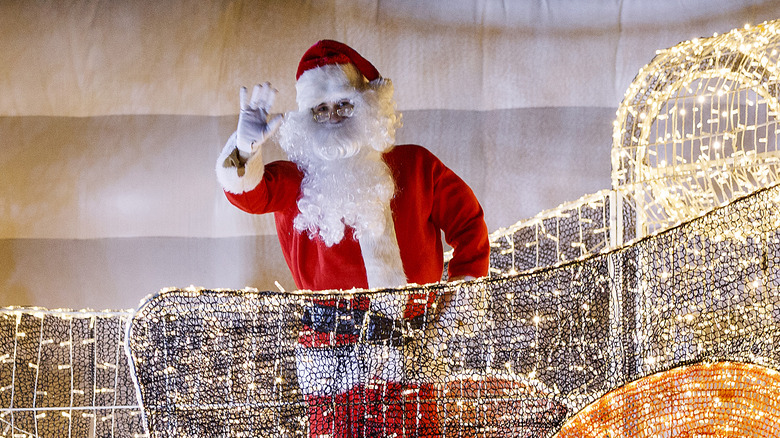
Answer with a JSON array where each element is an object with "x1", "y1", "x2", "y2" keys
[{"x1": 225, "y1": 144, "x2": 489, "y2": 319}]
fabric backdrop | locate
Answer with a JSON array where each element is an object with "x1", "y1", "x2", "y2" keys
[{"x1": 2, "y1": 0, "x2": 779, "y2": 309}]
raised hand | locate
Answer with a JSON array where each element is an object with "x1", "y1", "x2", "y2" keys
[{"x1": 236, "y1": 83, "x2": 283, "y2": 154}]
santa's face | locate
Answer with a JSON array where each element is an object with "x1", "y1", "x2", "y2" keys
[
  {"x1": 276, "y1": 63, "x2": 401, "y2": 246},
  {"x1": 283, "y1": 102, "x2": 364, "y2": 162},
  {"x1": 301, "y1": 99, "x2": 360, "y2": 160},
  {"x1": 279, "y1": 65, "x2": 396, "y2": 164}
]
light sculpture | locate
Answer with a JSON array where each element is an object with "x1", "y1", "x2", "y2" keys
[{"x1": 613, "y1": 21, "x2": 780, "y2": 238}]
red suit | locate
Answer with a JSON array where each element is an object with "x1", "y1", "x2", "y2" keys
[
  {"x1": 223, "y1": 144, "x2": 489, "y2": 437},
  {"x1": 225, "y1": 144, "x2": 489, "y2": 294}
]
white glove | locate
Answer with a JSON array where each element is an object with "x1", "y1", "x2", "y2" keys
[{"x1": 236, "y1": 83, "x2": 283, "y2": 155}]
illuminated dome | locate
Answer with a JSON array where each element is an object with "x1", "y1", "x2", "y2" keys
[{"x1": 613, "y1": 22, "x2": 780, "y2": 237}]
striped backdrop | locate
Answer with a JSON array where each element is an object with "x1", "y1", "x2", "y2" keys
[{"x1": 2, "y1": 0, "x2": 778, "y2": 309}]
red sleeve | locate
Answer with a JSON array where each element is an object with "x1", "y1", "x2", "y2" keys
[
  {"x1": 429, "y1": 152, "x2": 490, "y2": 279},
  {"x1": 224, "y1": 161, "x2": 302, "y2": 214}
]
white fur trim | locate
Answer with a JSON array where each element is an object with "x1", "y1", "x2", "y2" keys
[
  {"x1": 360, "y1": 210, "x2": 407, "y2": 318},
  {"x1": 368, "y1": 77, "x2": 395, "y2": 104},
  {"x1": 296, "y1": 64, "x2": 366, "y2": 111},
  {"x1": 215, "y1": 132, "x2": 266, "y2": 194},
  {"x1": 295, "y1": 344, "x2": 364, "y2": 396},
  {"x1": 358, "y1": 212, "x2": 406, "y2": 286},
  {"x1": 295, "y1": 344, "x2": 404, "y2": 396}
]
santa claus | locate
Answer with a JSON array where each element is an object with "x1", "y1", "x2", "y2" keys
[{"x1": 216, "y1": 40, "x2": 489, "y2": 438}]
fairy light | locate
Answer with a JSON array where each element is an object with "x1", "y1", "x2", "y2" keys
[{"x1": 0, "y1": 307, "x2": 145, "y2": 436}]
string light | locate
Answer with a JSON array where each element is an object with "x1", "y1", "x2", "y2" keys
[
  {"x1": 613, "y1": 19, "x2": 780, "y2": 239},
  {"x1": 0, "y1": 308, "x2": 146, "y2": 437}
]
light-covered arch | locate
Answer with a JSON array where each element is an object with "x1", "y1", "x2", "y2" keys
[{"x1": 613, "y1": 20, "x2": 780, "y2": 237}]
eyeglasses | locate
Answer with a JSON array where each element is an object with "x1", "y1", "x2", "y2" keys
[{"x1": 311, "y1": 100, "x2": 355, "y2": 123}]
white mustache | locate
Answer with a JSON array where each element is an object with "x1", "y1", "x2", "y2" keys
[{"x1": 311, "y1": 125, "x2": 362, "y2": 161}]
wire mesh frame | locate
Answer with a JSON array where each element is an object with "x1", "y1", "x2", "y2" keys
[
  {"x1": 612, "y1": 19, "x2": 780, "y2": 238},
  {"x1": 445, "y1": 190, "x2": 637, "y2": 279},
  {"x1": 127, "y1": 183, "x2": 780, "y2": 438},
  {"x1": 0, "y1": 308, "x2": 145, "y2": 438}
]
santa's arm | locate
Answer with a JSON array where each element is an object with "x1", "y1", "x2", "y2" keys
[
  {"x1": 425, "y1": 159, "x2": 489, "y2": 341},
  {"x1": 430, "y1": 160, "x2": 490, "y2": 280},
  {"x1": 429, "y1": 161, "x2": 489, "y2": 335},
  {"x1": 216, "y1": 83, "x2": 283, "y2": 194},
  {"x1": 216, "y1": 131, "x2": 268, "y2": 194}
]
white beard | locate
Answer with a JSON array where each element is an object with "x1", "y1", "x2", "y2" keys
[{"x1": 277, "y1": 82, "x2": 407, "y2": 291}]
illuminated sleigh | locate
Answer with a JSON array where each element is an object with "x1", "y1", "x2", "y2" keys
[
  {"x1": 124, "y1": 181, "x2": 780, "y2": 437},
  {"x1": 5, "y1": 20, "x2": 780, "y2": 438}
]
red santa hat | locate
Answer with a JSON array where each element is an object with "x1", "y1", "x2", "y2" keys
[
  {"x1": 294, "y1": 40, "x2": 387, "y2": 110},
  {"x1": 296, "y1": 40, "x2": 380, "y2": 82}
]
